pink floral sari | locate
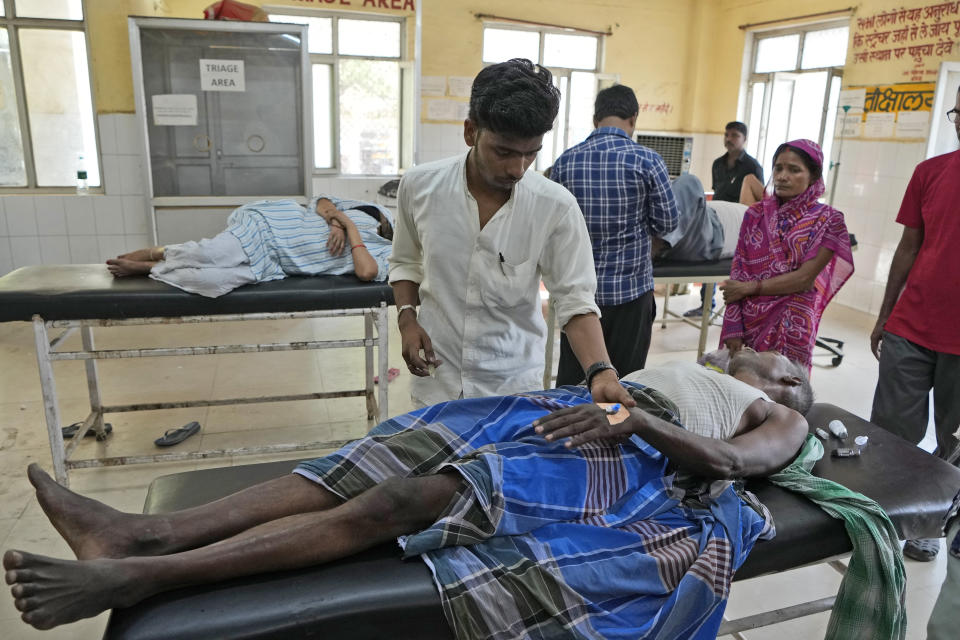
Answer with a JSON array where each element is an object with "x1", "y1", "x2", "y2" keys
[{"x1": 719, "y1": 172, "x2": 854, "y2": 369}]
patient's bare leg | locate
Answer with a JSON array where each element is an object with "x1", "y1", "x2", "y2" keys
[
  {"x1": 5, "y1": 473, "x2": 461, "y2": 630},
  {"x1": 118, "y1": 247, "x2": 164, "y2": 262},
  {"x1": 106, "y1": 247, "x2": 164, "y2": 276},
  {"x1": 105, "y1": 258, "x2": 156, "y2": 276},
  {"x1": 27, "y1": 463, "x2": 342, "y2": 560}
]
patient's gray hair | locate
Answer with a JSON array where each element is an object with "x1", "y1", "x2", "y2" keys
[{"x1": 780, "y1": 360, "x2": 814, "y2": 415}]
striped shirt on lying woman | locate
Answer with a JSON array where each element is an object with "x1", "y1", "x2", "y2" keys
[{"x1": 227, "y1": 195, "x2": 394, "y2": 283}]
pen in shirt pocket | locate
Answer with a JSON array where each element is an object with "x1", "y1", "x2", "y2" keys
[{"x1": 499, "y1": 251, "x2": 506, "y2": 275}]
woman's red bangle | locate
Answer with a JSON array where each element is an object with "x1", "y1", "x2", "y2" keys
[{"x1": 351, "y1": 244, "x2": 366, "y2": 251}]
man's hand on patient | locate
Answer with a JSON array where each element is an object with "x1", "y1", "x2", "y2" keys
[
  {"x1": 534, "y1": 403, "x2": 640, "y2": 447},
  {"x1": 399, "y1": 313, "x2": 442, "y2": 376},
  {"x1": 589, "y1": 369, "x2": 636, "y2": 408}
]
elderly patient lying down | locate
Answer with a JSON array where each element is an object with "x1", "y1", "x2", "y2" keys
[
  {"x1": 106, "y1": 195, "x2": 394, "y2": 297},
  {"x1": 4, "y1": 350, "x2": 810, "y2": 638},
  {"x1": 655, "y1": 174, "x2": 751, "y2": 263}
]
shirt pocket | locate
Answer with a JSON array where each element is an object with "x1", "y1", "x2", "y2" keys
[{"x1": 482, "y1": 254, "x2": 536, "y2": 308}]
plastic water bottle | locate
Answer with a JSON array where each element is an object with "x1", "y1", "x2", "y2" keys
[
  {"x1": 827, "y1": 419, "x2": 848, "y2": 439},
  {"x1": 76, "y1": 153, "x2": 88, "y2": 194}
]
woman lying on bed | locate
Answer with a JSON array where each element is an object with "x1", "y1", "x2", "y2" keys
[{"x1": 106, "y1": 196, "x2": 394, "y2": 297}]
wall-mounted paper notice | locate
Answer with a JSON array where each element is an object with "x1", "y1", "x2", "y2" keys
[
  {"x1": 455, "y1": 101, "x2": 470, "y2": 120},
  {"x1": 199, "y1": 59, "x2": 245, "y2": 92},
  {"x1": 838, "y1": 88, "x2": 866, "y2": 114},
  {"x1": 895, "y1": 111, "x2": 930, "y2": 138},
  {"x1": 447, "y1": 76, "x2": 473, "y2": 98},
  {"x1": 839, "y1": 113, "x2": 861, "y2": 137},
  {"x1": 152, "y1": 94, "x2": 198, "y2": 126},
  {"x1": 427, "y1": 99, "x2": 463, "y2": 121},
  {"x1": 864, "y1": 112, "x2": 896, "y2": 138},
  {"x1": 421, "y1": 76, "x2": 446, "y2": 96}
]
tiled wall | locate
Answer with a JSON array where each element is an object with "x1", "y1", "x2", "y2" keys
[
  {"x1": 826, "y1": 139, "x2": 926, "y2": 315},
  {"x1": 0, "y1": 116, "x2": 930, "y2": 321},
  {"x1": 0, "y1": 114, "x2": 151, "y2": 275}
]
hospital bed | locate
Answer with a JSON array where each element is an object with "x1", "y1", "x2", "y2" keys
[
  {"x1": 0, "y1": 264, "x2": 393, "y2": 486},
  {"x1": 543, "y1": 258, "x2": 732, "y2": 387},
  {"x1": 105, "y1": 403, "x2": 960, "y2": 639}
]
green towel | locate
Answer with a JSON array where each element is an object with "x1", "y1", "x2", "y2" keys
[{"x1": 768, "y1": 435, "x2": 907, "y2": 640}]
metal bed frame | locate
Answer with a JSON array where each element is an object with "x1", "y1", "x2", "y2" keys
[{"x1": 31, "y1": 305, "x2": 389, "y2": 486}]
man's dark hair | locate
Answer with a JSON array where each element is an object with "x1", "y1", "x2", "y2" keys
[
  {"x1": 594, "y1": 84, "x2": 639, "y2": 121},
  {"x1": 773, "y1": 142, "x2": 823, "y2": 182},
  {"x1": 725, "y1": 121, "x2": 748, "y2": 137},
  {"x1": 469, "y1": 58, "x2": 560, "y2": 138}
]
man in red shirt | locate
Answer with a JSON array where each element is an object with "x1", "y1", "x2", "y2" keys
[{"x1": 870, "y1": 87, "x2": 960, "y2": 561}]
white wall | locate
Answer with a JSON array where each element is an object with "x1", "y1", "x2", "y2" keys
[{"x1": 827, "y1": 138, "x2": 927, "y2": 315}]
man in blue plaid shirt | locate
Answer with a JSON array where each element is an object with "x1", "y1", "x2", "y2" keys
[{"x1": 551, "y1": 84, "x2": 679, "y2": 386}]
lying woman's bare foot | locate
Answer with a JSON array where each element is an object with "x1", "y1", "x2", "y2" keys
[
  {"x1": 4, "y1": 550, "x2": 150, "y2": 630},
  {"x1": 27, "y1": 464, "x2": 172, "y2": 560},
  {"x1": 106, "y1": 257, "x2": 155, "y2": 277},
  {"x1": 117, "y1": 247, "x2": 161, "y2": 262}
]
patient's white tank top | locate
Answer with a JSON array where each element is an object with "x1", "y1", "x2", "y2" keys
[{"x1": 621, "y1": 361, "x2": 768, "y2": 440}]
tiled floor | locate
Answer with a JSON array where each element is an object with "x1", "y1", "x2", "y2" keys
[{"x1": 0, "y1": 290, "x2": 947, "y2": 639}]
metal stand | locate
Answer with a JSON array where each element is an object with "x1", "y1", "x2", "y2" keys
[{"x1": 32, "y1": 304, "x2": 389, "y2": 486}]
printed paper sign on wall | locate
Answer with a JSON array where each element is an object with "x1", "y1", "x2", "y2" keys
[{"x1": 199, "y1": 59, "x2": 245, "y2": 92}]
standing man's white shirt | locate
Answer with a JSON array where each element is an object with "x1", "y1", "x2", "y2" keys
[{"x1": 389, "y1": 152, "x2": 600, "y2": 406}]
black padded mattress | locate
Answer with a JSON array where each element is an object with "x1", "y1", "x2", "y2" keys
[
  {"x1": 104, "y1": 403, "x2": 960, "y2": 640},
  {"x1": 0, "y1": 265, "x2": 394, "y2": 322}
]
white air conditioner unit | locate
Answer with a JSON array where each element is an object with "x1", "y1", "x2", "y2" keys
[{"x1": 635, "y1": 134, "x2": 693, "y2": 179}]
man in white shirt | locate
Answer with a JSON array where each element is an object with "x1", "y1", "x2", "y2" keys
[{"x1": 390, "y1": 59, "x2": 633, "y2": 408}]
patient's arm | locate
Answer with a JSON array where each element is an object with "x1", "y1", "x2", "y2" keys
[
  {"x1": 328, "y1": 210, "x2": 379, "y2": 281},
  {"x1": 721, "y1": 246, "x2": 835, "y2": 303},
  {"x1": 535, "y1": 398, "x2": 807, "y2": 478},
  {"x1": 316, "y1": 198, "x2": 346, "y2": 256}
]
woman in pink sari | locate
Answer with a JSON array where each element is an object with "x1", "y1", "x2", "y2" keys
[{"x1": 719, "y1": 139, "x2": 854, "y2": 370}]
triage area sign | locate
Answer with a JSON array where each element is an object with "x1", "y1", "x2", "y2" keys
[{"x1": 199, "y1": 59, "x2": 245, "y2": 92}]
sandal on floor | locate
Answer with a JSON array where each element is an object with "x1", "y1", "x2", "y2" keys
[
  {"x1": 154, "y1": 421, "x2": 201, "y2": 447},
  {"x1": 903, "y1": 538, "x2": 939, "y2": 561},
  {"x1": 61, "y1": 422, "x2": 113, "y2": 440}
]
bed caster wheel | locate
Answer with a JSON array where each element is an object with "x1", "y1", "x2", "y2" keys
[{"x1": 831, "y1": 356, "x2": 843, "y2": 366}]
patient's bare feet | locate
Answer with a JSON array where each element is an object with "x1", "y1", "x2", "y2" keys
[
  {"x1": 4, "y1": 550, "x2": 148, "y2": 630},
  {"x1": 118, "y1": 247, "x2": 161, "y2": 262},
  {"x1": 106, "y1": 257, "x2": 155, "y2": 277},
  {"x1": 28, "y1": 464, "x2": 171, "y2": 560}
]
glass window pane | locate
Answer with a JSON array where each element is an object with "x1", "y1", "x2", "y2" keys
[
  {"x1": 754, "y1": 34, "x2": 800, "y2": 73},
  {"x1": 543, "y1": 33, "x2": 597, "y2": 70},
  {"x1": 482, "y1": 28, "x2": 539, "y2": 64},
  {"x1": 0, "y1": 28, "x2": 27, "y2": 186},
  {"x1": 269, "y1": 14, "x2": 332, "y2": 54},
  {"x1": 761, "y1": 77, "x2": 794, "y2": 170},
  {"x1": 15, "y1": 0, "x2": 83, "y2": 20},
  {"x1": 538, "y1": 75, "x2": 566, "y2": 171},
  {"x1": 801, "y1": 27, "x2": 849, "y2": 69},
  {"x1": 338, "y1": 19, "x2": 400, "y2": 58},
  {"x1": 746, "y1": 82, "x2": 765, "y2": 160},
  {"x1": 20, "y1": 29, "x2": 99, "y2": 186},
  {"x1": 312, "y1": 64, "x2": 333, "y2": 169},
  {"x1": 567, "y1": 71, "x2": 596, "y2": 146},
  {"x1": 786, "y1": 71, "x2": 827, "y2": 142},
  {"x1": 822, "y1": 75, "x2": 842, "y2": 189},
  {"x1": 339, "y1": 59, "x2": 399, "y2": 174}
]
